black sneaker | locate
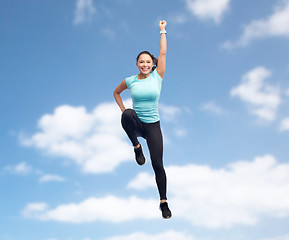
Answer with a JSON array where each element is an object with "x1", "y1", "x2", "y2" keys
[
  {"x1": 160, "y1": 202, "x2": 172, "y2": 219},
  {"x1": 134, "y1": 145, "x2": 146, "y2": 165}
]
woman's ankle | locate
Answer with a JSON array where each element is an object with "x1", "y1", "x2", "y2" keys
[{"x1": 134, "y1": 144, "x2": 140, "y2": 149}]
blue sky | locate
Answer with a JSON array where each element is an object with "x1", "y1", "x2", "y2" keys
[{"x1": 1, "y1": 0, "x2": 289, "y2": 239}]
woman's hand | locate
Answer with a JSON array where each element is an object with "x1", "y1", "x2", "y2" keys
[{"x1": 159, "y1": 20, "x2": 167, "y2": 31}]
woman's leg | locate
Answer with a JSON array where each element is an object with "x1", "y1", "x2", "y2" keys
[
  {"x1": 121, "y1": 109, "x2": 144, "y2": 146},
  {"x1": 144, "y1": 121, "x2": 167, "y2": 200},
  {"x1": 144, "y1": 122, "x2": 172, "y2": 218},
  {"x1": 121, "y1": 109, "x2": 146, "y2": 165}
]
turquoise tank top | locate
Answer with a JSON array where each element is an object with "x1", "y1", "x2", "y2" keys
[{"x1": 125, "y1": 70, "x2": 163, "y2": 123}]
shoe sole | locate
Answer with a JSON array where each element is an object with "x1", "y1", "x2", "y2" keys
[{"x1": 138, "y1": 157, "x2": 146, "y2": 166}]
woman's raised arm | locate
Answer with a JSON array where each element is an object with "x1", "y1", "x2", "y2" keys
[{"x1": 156, "y1": 20, "x2": 167, "y2": 79}]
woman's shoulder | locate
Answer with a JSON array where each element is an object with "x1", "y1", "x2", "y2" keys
[
  {"x1": 126, "y1": 74, "x2": 137, "y2": 79},
  {"x1": 125, "y1": 74, "x2": 138, "y2": 82},
  {"x1": 152, "y1": 69, "x2": 163, "y2": 81},
  {"x1": 125, "y1": 74, "x2": 138, "y2": 87}
]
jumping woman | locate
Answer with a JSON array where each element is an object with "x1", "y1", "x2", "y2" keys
[{"x1": 113, "y1": 20, "x2": 171, "y2": 219}]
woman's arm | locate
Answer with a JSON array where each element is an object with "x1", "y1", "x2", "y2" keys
[
  {"x1": 156, "y1": 20, "x2": 167, "y2": 79},
  {"x1": 113, "y1": 79, "x2": 128, "y2": 112}
]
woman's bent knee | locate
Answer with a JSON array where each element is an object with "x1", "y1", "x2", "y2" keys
[{"x1": 121, "y1": 108, "x2": 135, "y2": 120}]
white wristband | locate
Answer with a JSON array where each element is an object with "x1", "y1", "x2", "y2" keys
[{"x1": 160, "y1": 30, "x2": 167, "y2": 34}]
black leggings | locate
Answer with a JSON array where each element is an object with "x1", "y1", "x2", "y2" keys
[{"x1": 121, "y1": 109, "x2": 167, "y2": 200}]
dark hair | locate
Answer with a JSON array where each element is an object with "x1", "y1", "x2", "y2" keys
[{"x1": 136, "y1": 51, "x2": 158, "y2": 72}]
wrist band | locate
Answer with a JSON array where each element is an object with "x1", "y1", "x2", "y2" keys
[{"x1": 160, "y1": 30, "x2": 167, "y2": 34}]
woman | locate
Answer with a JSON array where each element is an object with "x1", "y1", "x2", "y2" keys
[{"x1": 113, "y1": 20, "x2": 171, "y2": 219}]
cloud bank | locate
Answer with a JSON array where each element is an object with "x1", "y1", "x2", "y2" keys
[
  {"x1": 231, "y1": 67, "x2": 281, "y2": 122},
  {"x1": 223, "y1": 0, "x2": 289, "y2": 48},
  {"x1": 20, "y1": 101, "x2": 132, "y2": 174},
  {"x1": 4, "y1": 162, "x2": 33, "y2": 175},
  {"x1": 39, "y1": 174, "x2": 65, "y2": 183},
  {"x1": 20, "y1": 100, "x2": 187, "y2": 174},
  {"x1": 103, "y1": 231, "x2": 195, "y2": 240},
  {"x1": 200, "y1": 101, "x2": 224, "y2": 114},
  {"x1": 129, "y1": 155, "x2": 289, "y2": 228},
  {"x1": 280, "y1": 117, "x2": 289, "y2": 131},
  {"x1": 22, "y1": 196, "x2": 159, "y2": 223},
  {"x1": 185, "y1": 0, "x2": 231, "y2": 23},
  {"x1": 23, "y1": 155, "x2": 289, "y2": 229},
  {"x1": 74, "y1": 0, "x2": 96, "y2": 25}
]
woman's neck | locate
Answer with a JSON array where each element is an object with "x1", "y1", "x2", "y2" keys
[{"x1": 138, "y1": 72, "x2": 150, "y2": 79}]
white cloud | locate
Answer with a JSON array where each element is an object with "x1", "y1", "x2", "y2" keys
[
  {"x1": 20, "y1": 100, "x2": 186, "y2": 173},
  {"x1": 262, "y1": 235, "x2": 289, "y2": 240},
  {"x1": 128, "y1": 154, "x2": 289, "y2": 229},
  {"x1": 20, "y1": 101, "x2": 132, "y2": 174},
  {"x1": 21, "y1": 154, "x2": 289, "y2": 228},
  {"x1": 3, "y1": 162, "x2": 65, "y2": 183},
  {"x1": 159, "y1": 103, "x2": 181, "y2": 122},
  {"x1": 174, "y1": 128, "x2": 187, "y2": 137},
  {"x1": 102, "y1": 28, "x2": 116, "y2": 39},
  {"x1": 159, "y1": 103, "x2": 188, "y2": 138},
  {"x1": 167, "y1": 13, "x2": 188, "y2": 25},
  {"x1": 103, "y1": 231, "x2": 195, "y2": 240},
  {"x1": 127, "y1": 172, "x2": 152, "y2": 190},
  {"x1": 280, "y1": 117, "x2": 289, "y2": 131},
  {"x1": 230, "y1": 67, "x2": 281, "y2": 122},
  {"x1": 185, "y1": 0, "x2": 231, "y2": 23},
  {"x1": 4, "y1": 162, "x2": 33, "y2": 175},
  {"x1": 200, "y1": 101, "x2": 224, "y2": 114},
  {"x1": 39, "y1": 174, "x2": 65, "y2": 183},
  {"x1": 223, "y1": 0, "x2": 289, "y2": 48},
  {"x1": 22, "y1": 203, "x2": 48, "y2": 219},
  {"x1": 74, "y1": 0, "x2": 96, "y2": 25},
  {"x1": 22, "y1": 196, "x2": 158, "y2": 223}
]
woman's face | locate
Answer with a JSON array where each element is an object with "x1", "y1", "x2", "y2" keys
[{"x1": 136, "y1": 54, "x2": 154, "y2": 75}]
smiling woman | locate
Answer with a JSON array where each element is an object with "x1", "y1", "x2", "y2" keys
[
  {"x1": 136, "y1": 50, "x2": 158, "y2": 74},
  {"x1": 113, "y1": 20, "x2": 171, "y2": 219}
]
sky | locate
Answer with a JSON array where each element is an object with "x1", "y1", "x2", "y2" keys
[{"x1": 1, "y1": 0, "x2": 289, "y2": 240}]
